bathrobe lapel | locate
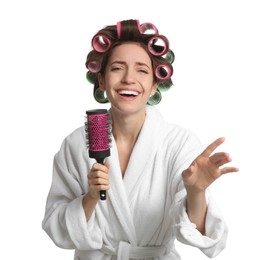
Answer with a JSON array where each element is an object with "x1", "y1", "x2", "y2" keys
[
  {"x1": 123, "y1": 106, "x2": 165, "y2": 199},
  {"x1": 106, "y1": 138, "x2": 138, "y2": 245},
  {"x1": 106, "y1": 106, "x2": 166, "y2": 245}
]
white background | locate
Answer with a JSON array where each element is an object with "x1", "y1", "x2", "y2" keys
[{"x1": 1, "y1": 0, "x2": 267, "y2": 259}]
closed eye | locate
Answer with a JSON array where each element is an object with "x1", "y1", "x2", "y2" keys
[
  {"x1": 138, "y1": 69, "x2": 149, "y2": 74},
  {"x1": 110, "y1": 66, "x2": 123, "y2": 71}
]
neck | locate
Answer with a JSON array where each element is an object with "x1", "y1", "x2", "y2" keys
[{"x1": 111, "y1": 108, "x2": 146, "y2": 144}]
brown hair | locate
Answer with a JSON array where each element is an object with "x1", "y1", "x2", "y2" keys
[{"x1": 85, "y1": 19, "x2": 174, "y2": 105}]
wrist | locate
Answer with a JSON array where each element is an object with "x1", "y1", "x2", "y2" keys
[
  {"x1": 83, "y1": 192, "x2": 99, "y2": 205},
  {"x1": 185, "y1": 186, "x2": 206, "y2": 198},
  {"x1": 185, "y1": 190, "x2": 207, "y2": 234},
  {"x1": 82, "y1": 192, "x2": 99, "y2": 221}
]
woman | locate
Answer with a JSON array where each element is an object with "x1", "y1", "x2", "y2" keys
[{"x1": 42, "y1": 19, "x2": 239, "y2": 259}]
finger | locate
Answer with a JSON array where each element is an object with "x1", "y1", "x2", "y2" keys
[
  {"x1": 104, "y1": 161, "x2": 110, "y2": 169},
  {"x1": 210, "y1": 152, "x2": 231, "y2": 165},
  {"x1": 89, "y1": 183, "x2": 110, "y2": 192},
  {"x1": 92, "y1": 163, "x2": 109, "y2": 173},
  {"x1": 89, "y1": 177, "x2": 110, "y2": 185},
  {"x1": 90, "y1": 175, "x2": 110, "y2": 186},
  {"x1": 201, "y1": 137, "x2": 225, "y2": 157},
  {"x1": 90, "y1": 170, "x2": 110, "y2": 180},
  {"x1": 97, "y1": 184, "x2": 110, "y2": 191},
  {"x1": 181, "y1": 165, "x2": 196, "y2": 185},
  {"x1": 215, "y1": 158, "x2": 232, "y2": 168},
  {"x1": 181, "y1": 166, "x2": 194, "y2": 179},
  {"x1": 220, "y1": 166, "x2": 240, "y2": 175}
]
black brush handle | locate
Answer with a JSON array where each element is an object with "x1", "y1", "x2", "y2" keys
[{"x1": 96, "y1": 157, "x2": 106, "y2": 200}]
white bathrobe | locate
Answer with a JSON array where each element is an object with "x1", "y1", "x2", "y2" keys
[{"x1": 42, "y1": 106, "x2": 228, "y2": 260}]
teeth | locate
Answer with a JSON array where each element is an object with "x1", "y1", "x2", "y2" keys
[{"x1": 118, "y1": 90, "x2": 139, "y2": 96}]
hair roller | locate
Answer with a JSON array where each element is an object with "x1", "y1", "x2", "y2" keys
[
  {"x1": 94, "y1": 87, "x2": 109, "y2": 104},
  {"x1": 86, "y1": 60, "x2": 102, "y2": 73},
  {"x1": 157, "y1": 81, "x2": 172, "y2": 92},
  {"x1": 117, "y1": 21, "x2": 141, "y2": 39},
  {"x1": 92, "y1": 34, "x2": 112, "y2": 53},
  {"x1": 86, "y1": 71, "x2": 97, "y2": 84},
  {"x1": 85, "y1": 19, "x2": 175, "y2": 105},
  {"x1": 117, "y1": 19, "x2": 140, "y2": 40},
  {"x1": 117, "y1": 21, "x2": 122, "y2": 39},
  {"x1": 163, "y1": 50, "x2": 175, "y2": 64},
  {"x1": 148, "y1": 36, "x2": 169, "y2": 56},
  {"x1": 139, "y1": 22, "x2": 158, "y2": 34},
  {"x1": 155, "y1": 64, "x2": 172, "y2": 80},
  {"x1": 147, "y1": 89, "x2": 162, "y2": 106}
]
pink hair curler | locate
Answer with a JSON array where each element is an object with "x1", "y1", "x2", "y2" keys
[
  {"x1": 139, "y1": 22, "x2": 158, "y2": 34},
  {"x1": 87, "y1": 60, "x2": 101, "y2": 73},
  {"x1": 148, "y1": 36, "x2": 168, "y2": 56},
  {"x1": 92, "y1": 34, "x2": 111, "y2": 53},
  {"x1": 155, "y1": 64, "x2": 172, "y2": 80},
  {"x1": 117, "y1": 21, "x2": 122, "y2": 39}
]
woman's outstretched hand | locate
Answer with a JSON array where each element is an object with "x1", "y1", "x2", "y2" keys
[{"x1": 182, "y1": 137, "x2": 239, "y2": 194}]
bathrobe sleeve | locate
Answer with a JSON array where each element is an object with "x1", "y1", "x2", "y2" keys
[
  {"x1": 42, "y1": 127, "x2": 103, "y2": 250},
  {"x1": 169, "y1": 129, "x2": 228, "y2": 258}
]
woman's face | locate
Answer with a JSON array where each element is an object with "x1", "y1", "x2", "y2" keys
[{"x1": 98, "y1": 42, "x2": 157, "y2": 115}]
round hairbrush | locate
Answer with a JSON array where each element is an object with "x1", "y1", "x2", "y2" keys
[{"x1": 85, "y1": 109, "x2": 111, "y2": 200}]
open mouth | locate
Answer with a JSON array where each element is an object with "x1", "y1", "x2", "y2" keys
[{"x1": 117, "y1": 89, "x2": 139, "y2": 97}]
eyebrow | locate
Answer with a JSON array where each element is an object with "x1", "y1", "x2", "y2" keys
[{"x1": 109, "y1": 60, "x2": 151, "y2": 69}]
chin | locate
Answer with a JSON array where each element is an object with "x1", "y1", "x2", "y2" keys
[{"x1": 111, "y1": 102, "x2": 147, "y2": 116}]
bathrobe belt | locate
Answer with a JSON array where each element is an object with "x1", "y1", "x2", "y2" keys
[{"x1": 101, "y1": 241, "x2": 170, "y2": 259}]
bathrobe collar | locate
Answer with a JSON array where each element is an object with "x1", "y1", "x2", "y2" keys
[{"x1": 106, "y1": 106, "x2": 166, "y2": 245}]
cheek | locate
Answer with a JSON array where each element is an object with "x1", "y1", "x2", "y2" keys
[
  {"x1": 146, "y1": 80, "x2": 157, "y2": 95},
  {"x1": 105, "y1": 73, "x2": 120, "y2": 87}
]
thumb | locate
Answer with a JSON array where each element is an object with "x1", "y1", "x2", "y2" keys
[
  {"x1": 104, "y1": 161, "x2": 110, "y2": 169},
  {"x1": 182, "y1": 165, "x2": 194, "y2": 181}
]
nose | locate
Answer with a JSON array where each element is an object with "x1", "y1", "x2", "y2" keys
[{"x1": 121, "y1": 68, "x2": 135, "y2": 84}]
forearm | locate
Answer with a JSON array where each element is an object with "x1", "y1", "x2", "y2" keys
[
  {"x1": 186, "y1": 190, "x2": 207, "y2": 234},
  {"x1": 82, "y1": 193, "x2": 99, "y2": 221}
]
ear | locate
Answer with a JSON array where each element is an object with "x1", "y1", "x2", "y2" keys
[
  {"x1": 150, "y1": 83, "x2": 158, "y2": 95},
  {"x1": 98, "y1": 73, "x2": 105, "y2": 91}
]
